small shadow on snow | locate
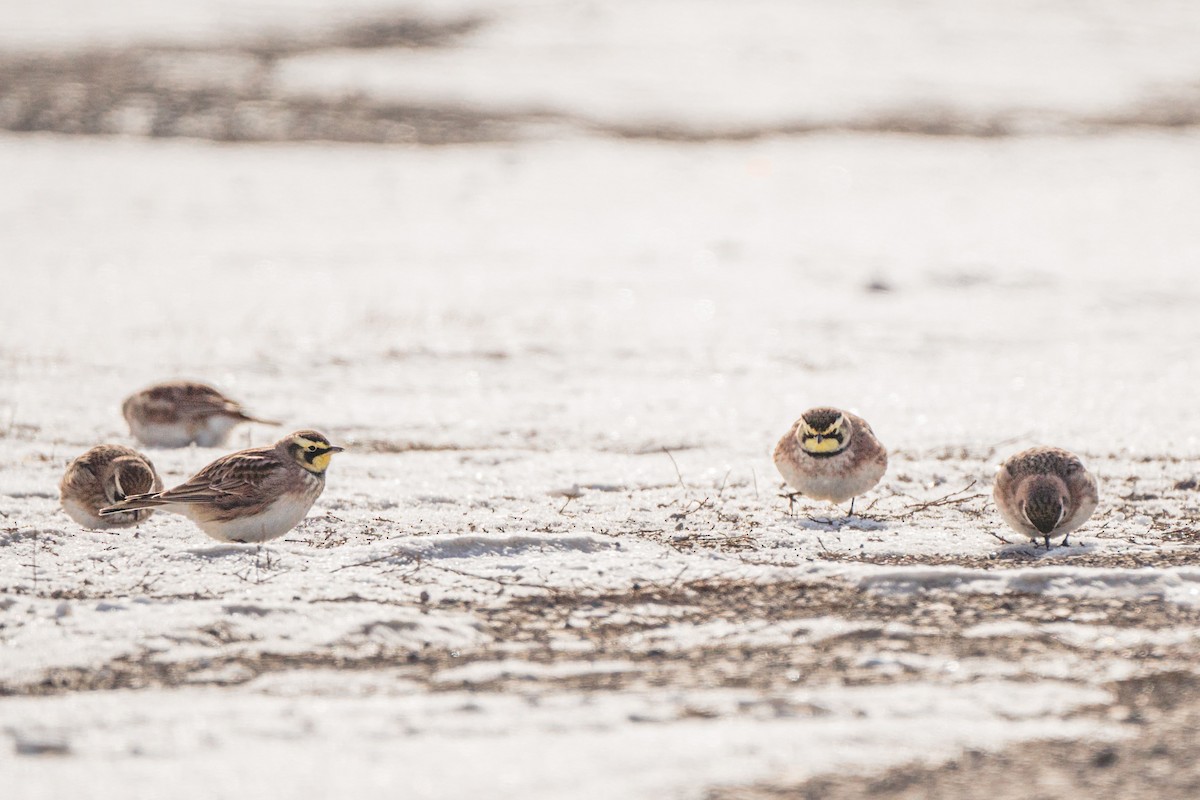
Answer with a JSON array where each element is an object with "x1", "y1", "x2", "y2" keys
[
  {"x1": 7, "y1": 728, "x2": 72, "y2": 757},
  {"x1": 223, "y1": 604, "x2": 278, "y2": 617},
  {"x1": 993, "y1": 543, "x2": 1039, "y2": 559},
  {"x1": 415, "y1": 533, "x2": 619, "y2": 559},
  {"x1": 994, "y1": 541, "x2": 1101, "y2": 560},
  {"x1": 792, "y1": 515, "x2": 888, "y2": 532},
  {"x1": 1038, "y1": 542, "x2": 1103, "y2": 559},
  {"x1": 360, "y1": 620, "x2": 420, "y2": 635},
  {"x1": 183, "y1": 544, "x2": 256, "y2": 559}
]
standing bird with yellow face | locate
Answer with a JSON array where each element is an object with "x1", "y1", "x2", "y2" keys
[
  {"x1": 993, "y1": 446, "x2": 1098, "y2": 549},
  {"x1": 100, "y1": 430, "x2": 344, "y2": 543},
  {"x1": 60, "y1": 444, "x2": 164, "y2": 528},
  {"x1": 773, "y1": 407, "x2": 888, "y2": 517}
]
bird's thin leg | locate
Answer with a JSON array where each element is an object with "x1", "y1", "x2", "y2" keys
[
  {"x1": 1061, "y1": 532, "x2": 1071, "y2": 547},
  {"x1": 847, "y1": 497, "x2": 856, "y2": 518},
  {"x1": 1044, "y1": 535, "x2": 1051, "y2": 550}
]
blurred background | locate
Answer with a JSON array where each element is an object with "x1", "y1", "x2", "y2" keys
[
  {"x1": 5, "y1": 0, "x2": 1200, "y2": 143},
  {"x1": 3, "y1": 0, "x2": 1200, "y2": 455}
]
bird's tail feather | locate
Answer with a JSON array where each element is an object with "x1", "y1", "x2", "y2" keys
[{"x1": 99, "y1": 492, "x2": 169, "y2": 515}]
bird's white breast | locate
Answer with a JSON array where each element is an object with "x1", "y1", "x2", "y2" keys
[
  {"x1": 194, "y1": 489, "x2": 321, "y2": 544},
  {"x1": 62, "y1": 497, "x2": 106, "y2": 529},
  {"x1": 128, "y1": 416, "x2": 238, "y2": 448},
  {"x1": 774, "y1": 453, "x2": 886, "y2": 503}
]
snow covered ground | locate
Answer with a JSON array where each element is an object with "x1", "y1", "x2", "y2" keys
[{"x1": 3, "y1": 1, "x2": 1200, "y2": 798}]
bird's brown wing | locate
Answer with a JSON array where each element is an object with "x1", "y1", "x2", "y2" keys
[
  {"x1": 130, "y1": 381, "x2": 252, "y2": 423},
  {"x1": 154, "y1": 451, "x2": 281, "y2": 505},
  {"x1": 172, "y1": 383, "x2": 278, "y2": 424},
  {"x1": 844, "y1": 412, "x2": 888, "y2": 470},
  {"x1": 170, "y1": 383, "x2": 244, "y2": 418}
]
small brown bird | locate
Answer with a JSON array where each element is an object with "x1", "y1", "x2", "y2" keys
[
  {"x1": 122, "y1": 380, "x2": 278, "y2": 448},
  {"x1": 60, "y1": 444, "x2": 163, "y2": 529},
  {"x1": 100, "y1": 430, "x2": 343, "y2": 543},
  {"x1": 773, "y1": 407, "x2": 888, "y2": 516},
  {"x1": 994, "y1": 446, "x2": 1099, "y2": 549}
]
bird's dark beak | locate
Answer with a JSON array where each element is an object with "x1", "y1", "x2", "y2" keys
[{"x1": 328, "y1": 445, "x2": 346, "y2": 454}]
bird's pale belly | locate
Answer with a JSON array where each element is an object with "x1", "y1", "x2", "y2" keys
[
  {"x1": 130, "y1": 416, "x2": 238, "y2": 448},
  {"x1": 775, "y1": 457, "x2": 885, "y2": 504},
  {"x1": 192, "y1": 493, "x2": 319, "y2": 543}
]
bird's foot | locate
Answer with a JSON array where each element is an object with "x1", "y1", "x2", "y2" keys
[{"x1": 779, "y1": 491, "x2": 803, "y2": 517}]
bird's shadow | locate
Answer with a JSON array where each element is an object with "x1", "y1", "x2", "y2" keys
[
  {"x1": 993, "y1": 539, "x2": 1101, "y2": 560},
  {"x1": 1039, "y1": 540, "x2": 1102, "y2": 559},
  {"x1": 184, "y1": 544, "x2": 257, "y2": 559},
  {"x1": 794, "y1": 515, "x2": 888, "y2": 532}
]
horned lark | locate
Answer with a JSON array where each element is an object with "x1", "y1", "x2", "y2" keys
[
  {"x1": 774, "y1": 407, "x2": 887, "y2": 515},
  {"x1": 994, "y1": 446, "x2": 1098, "y2": 549},
  {"x1": 99, "y1": 430, "x2": 344, "y2": 543},
  {"x1": 122, "y1": 380, "x2": 278, "y2": 448},
  {"x1": 60, "y1": 444, "x2": 163, "y2": 529}
]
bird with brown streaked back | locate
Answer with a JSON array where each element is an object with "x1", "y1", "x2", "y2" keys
[
  {"x1": 101, "y1": 431, "x2": 344, "y2": 543},
  {"x1": 60, "y1": 444, "x2": 163, "y2": 529},
  {"x1": 122, "y1": 380, "x2": 279, "y2": 448}
]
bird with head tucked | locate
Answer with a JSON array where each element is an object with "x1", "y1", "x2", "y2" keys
[
  {"x1": 993, "y1": 446, "x2": 1098, "y2": 549},
  {"x1": 60, "y1": 444, "x2": 163, "y2": 528}
]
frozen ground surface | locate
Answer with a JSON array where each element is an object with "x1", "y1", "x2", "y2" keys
[{"x1": 3, "y1": 2, "x2": 1200, "y2": 799}]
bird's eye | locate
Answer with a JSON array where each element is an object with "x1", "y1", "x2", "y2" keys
[{"x1": 307, "y1": 445, "x2": 317, "y2": 452}]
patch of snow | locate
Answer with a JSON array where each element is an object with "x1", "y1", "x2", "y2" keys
[
  {"x1": 850, "y1": 565, "x2": 1200, "y2": 606},
  {"x1": 0, "y1": 678, "x2": 1118, "y2": 799},
  {"x1": 0, "y1": 595, "x2": 487, "y2": 683}
]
